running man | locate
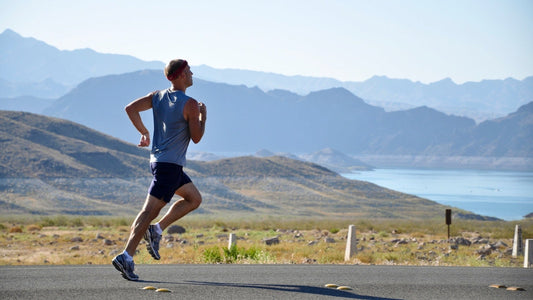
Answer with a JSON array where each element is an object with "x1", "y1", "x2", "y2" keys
[{"x1": 112, "y1": 59, "x2": 207, "y2": 280}]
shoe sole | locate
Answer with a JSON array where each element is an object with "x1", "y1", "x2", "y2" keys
[
  {"x1": 144, "y1": 230, "x2": 161, "y2": 260},
  {"x1": 112, "y1": 259, "x2": 138, "y2": 281}
]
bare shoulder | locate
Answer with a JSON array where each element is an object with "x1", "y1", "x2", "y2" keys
[
  {"x1": 186, "y1": 97, "x2": 198, "y2": 104},
  {"x1": 184, "y1": 98, "x2": 199, "y2": 110},
  {"x1": 183, "y1": 98, "x2": 199, "y2": 119},
  {"x1": 126, "y1": 91, "x2": 157, "y2": 112}
]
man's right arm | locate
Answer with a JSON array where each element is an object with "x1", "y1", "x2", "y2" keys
[{"x1": 125, "y1": 92, "x2": 154, "y2": 147}]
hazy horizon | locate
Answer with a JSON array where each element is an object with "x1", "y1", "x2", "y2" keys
[{"x1": 1, "y1": 0, "x2": 532, "y2": 84}]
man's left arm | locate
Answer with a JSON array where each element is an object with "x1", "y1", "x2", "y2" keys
[{"x1": 184, "y1": 98, "x2": 206, "y2": 144}]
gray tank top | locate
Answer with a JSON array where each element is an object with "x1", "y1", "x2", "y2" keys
[{"x1": 150, "y1": 89, "x2": 191, "y2": 166}]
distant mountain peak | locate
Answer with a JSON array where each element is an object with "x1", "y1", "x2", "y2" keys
[
  {"x1": 430, "y1": 77, "x2": 456, "y2": 86},
  {"x1": 365, "y1": 75, "x2": 416, "y2": 84},
  {"x1": 367, "y1": 75, "x2": 391, "y2": 81},
  {"x1": 306, "y1": 87, "x2": 359, "y2": 99},
  {"x1": 0, "y1": 28, "x2": 47, "y2": 48},
  {"x1": 516, "y1": 101, "x2": 533, "y2": 113},
  {"x1": 266, "y1": 89, "x2": 300, "y2": 98},
  {"x1": 255, "y1": 149, "x2": 275, "y2": 157},
  {"x1": 1, "y1": 28, "x2": 19, "y2": 36}
]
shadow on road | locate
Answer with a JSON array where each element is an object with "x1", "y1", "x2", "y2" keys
[{"x1": 182, "y1": 280, "x2": 401, "y2": 300}]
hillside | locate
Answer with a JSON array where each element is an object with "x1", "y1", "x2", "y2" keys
[
  {"x1": 0, "y1": 111, "x2": 472, "y2": 219},
  {"x1": 0, "y1": 111, "x2": 149, "y2": 178},
  {"x1": 468, "y1": 102, "x2": 533, "y2": 157},
  {"x1": 186, "y1": 156, "x2": 459, "y2": 219}
]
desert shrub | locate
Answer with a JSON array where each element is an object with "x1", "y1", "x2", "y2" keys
[
  {"x1": 9, "y1": 226, "x2": 23, "y2": 233},
  {"x1": 204, "y1": 245, "x2": 267, "y2": 264},
  {"x1": 223, "y1": 245, "x2": 239, "y2": 263},
  {"x1": 383, "y1": 253, "x2": 399, "y2": 263},
  {"x1": 329, "y1": 228, "x2": 340, "y2": 234},
  {"x1": 410, "y1": 232, "x2": 426, "y2": 238},
  {"x1": 356, "y1": 252, "x2": 375, "y2": 264},
  {"x1": 378, "y1": 231, "x2": 389, "y2": 238},
  {"x1": 242, "y1": 246, "x2": 264, "y2": 260},
  {"x1": 27, "y1": 224, "x2": 42, "y2": 232},
  {"x1": 203, "y1": 246, "x2": 223, "y2": 263}
]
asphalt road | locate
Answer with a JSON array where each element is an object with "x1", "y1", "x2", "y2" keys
[{"x1": 0, "y1": 264, "x2": 531, "y2": 299}]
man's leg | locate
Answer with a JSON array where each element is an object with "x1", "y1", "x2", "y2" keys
[
  {"x1": 113, "y1": 194, "x2": 166, "y2": 280},
  {"x1": 157, "y1": 182, "x2": 202, "y2": 231},
  {"x1": 125, "y1": 194, "x2": 167, "y2": 256}
]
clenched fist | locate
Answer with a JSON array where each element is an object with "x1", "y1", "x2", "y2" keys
[
  {"x1": 198, "y1": 102, "x2": 207, "y2": 122},
  {"x1": 138, "y1": 132, "x2": 150, "y2": 147}
]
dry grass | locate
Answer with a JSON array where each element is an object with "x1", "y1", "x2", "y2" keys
[{"x1": 0, "y1": 215, "x2": 531, "y2": 267}]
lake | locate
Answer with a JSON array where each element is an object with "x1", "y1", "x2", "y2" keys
[{"x1": 342, "y1": 169, "x2": 533, "y2": 221}]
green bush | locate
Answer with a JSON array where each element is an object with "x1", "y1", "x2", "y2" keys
[
  {"x1": 204, "y1": 245, "x2": 266, "y2": 264},
  {"x1": 202, "y1": 246, "x2": 223, "y2": 263},
  {"x1": 378, "y1": 231, "x2": 389, "y2": 238},
  {"x1": 223, "y1": 245, "x2": 239, "y2": 263}
]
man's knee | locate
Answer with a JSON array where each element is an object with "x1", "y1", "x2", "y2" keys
[
  {"x1": 188, "y1": 193, "x2": 202, "y2": 210},
  {"x1": 176, "y1": 183, "x2": 202, "y2": 210}
]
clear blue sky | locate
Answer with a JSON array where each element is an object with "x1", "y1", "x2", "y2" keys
[{"x1": 1, "y1": 0, "x2": 532, "y2": 83}]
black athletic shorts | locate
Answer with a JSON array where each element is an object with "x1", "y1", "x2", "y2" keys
[{"x1": 148, "y1": 162, "x2": 192, "y2": 203}]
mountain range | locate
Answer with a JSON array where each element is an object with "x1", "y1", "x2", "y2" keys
[
  {"x1": 0, "y1": 29, "x2": 163, "y2": 98},
  {"x1": 0, "y1": 29, "x2": 532, "y2": 170},
  {"x1": 1, "y1": 110, "x2": 493, "y2": 220},
  {"x1": 193, "y1": 65, "x2": 533, "y2": 121},
  {"x1": 1, "y1": 29, "x2": 532, "y2": 121},
  {"x1": 36, "y1": 70, "x2": 533, "y2": 170},
  {"x1": 1, "y1": 70, "x2": 532, "y2": 170}
]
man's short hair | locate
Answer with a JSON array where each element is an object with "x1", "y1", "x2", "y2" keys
[{"x1": 165, "y1": 59, "x2": 188, "y2": 81}]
